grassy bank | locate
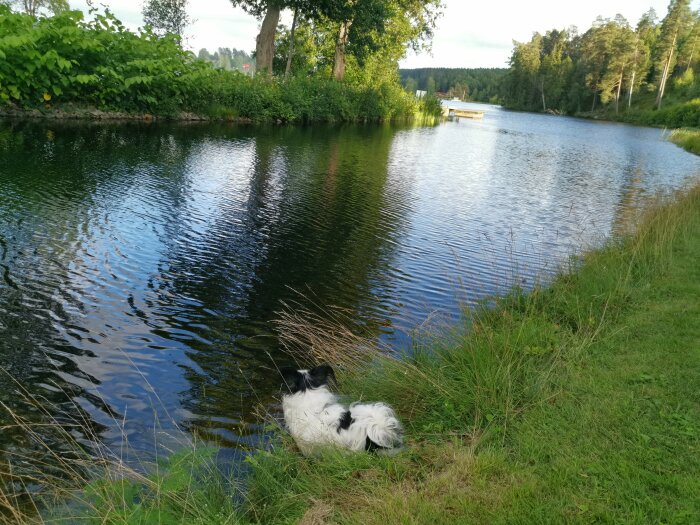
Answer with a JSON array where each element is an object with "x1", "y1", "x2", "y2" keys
[
  {"x1": 2, "y1": 182, "x2": 696, "y2": 523},
  {"x1": 233, "y1": 183, "x2": 700, "y2": 523},
  {"x1": 0, "y1": 8, "x2": 438, "y2": 124},
  {"x1": 575, "y1": 87, "x2": 700, "y2": 130},
  {"x1": 670, "y1": 128, "x2": 700, "y2": 155}
]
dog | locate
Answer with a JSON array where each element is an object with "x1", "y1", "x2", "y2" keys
[{"x1": 280, "y1": 364, "x2": 403, "y2": 456}]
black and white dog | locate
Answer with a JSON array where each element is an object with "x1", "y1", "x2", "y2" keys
[{"x1": 280, "y1": 364, "x2": 403, "y2": 455}]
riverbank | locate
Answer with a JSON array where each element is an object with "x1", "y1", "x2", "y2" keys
[
  {"x1": 670, "y1": 128, "x2": 700, "y2": 155},
  {"x1": 7, "y1": 179, "x2": 698, "y2": 522},
  {"x1": 577, "y1": 99, "x2": 700, "y2": 130},
  {"x1": 0, "y1": 8, "x2": 440, "y2": 125},
  {"x1": 0, "y1": 103, "x2": 249, "y2": 123},
  {"x1": 234, "y1": 183, "x2": 700, "y2": 523}
]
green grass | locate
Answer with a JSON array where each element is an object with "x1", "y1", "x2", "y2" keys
[
  {"x1": 575, "y1": 82, "x2": 700, "y2": 130},
  {"x1": 232, "y1": 185, "x2": 700, "y2": 524},
  {"x1": 4, "y1": 186, "x2": 700, "y2": 523},
  {"x1": 670, "y1": 128, "x2": 700, "y2": 155}
]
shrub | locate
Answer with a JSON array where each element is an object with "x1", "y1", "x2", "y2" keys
[{"x1": 0, "y1": 7, "x2": 421, "y2": 123}]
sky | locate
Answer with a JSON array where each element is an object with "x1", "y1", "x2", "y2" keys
[{"x1": 73, "y1": 0, "x2": 694, "y2": 69}]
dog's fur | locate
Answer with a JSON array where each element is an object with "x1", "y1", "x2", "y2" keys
[{"x1": 280, "y1": 364, "x2": 403, "y2": 456}]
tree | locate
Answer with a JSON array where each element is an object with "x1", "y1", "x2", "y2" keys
[
  {"x1": 598, "y1": 15, "x2": 636, "y2": 114},
  {"x1": 273, "y1": 18, "x2": 320, "y2": 76},
  {"x1": 677, "y1": 12, "x2": 700, "y2": 73},
  {"x1": 627, "y1": 9, "x2": 658, "y2": 108},
  {"x1": 142, "y1": 0, "x2": 191, "y2": 39},
  {"x1": 654, "y1": 0, "x2": 693, "y2": 108},
  {"x1": 404, "y1": 75, "x2": 417, "y2": 94},
  {"x1": 426, "y1": 75, "x2": 436, "y2": 94},
  {"x1": 309, "y1": 0, "x2": 389, "y2": 81},
  {"x1": 230, "y1": 0, "x2": 287, "y2": 76},
  {"x1": 313, "y1": 0, "x2": 442, "y2": 81},
  {"x1": 581, "y1": 17, "x2": 620, "y2": 111},
  {"x1": 503, "y1": 34, "x2": 542, "y2": 110},
  {"x1": 11, "y1": 0, "x2": 68, "y2": 16},
  {"x1": 539, "y1": 29, "x2": 572, "y2": 111}
]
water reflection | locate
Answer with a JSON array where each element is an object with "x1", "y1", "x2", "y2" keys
[{"x1": 0, "y1": 113, "x2": 698, "y2": 472}]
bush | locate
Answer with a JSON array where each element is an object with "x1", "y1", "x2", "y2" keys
[
  {"x1": 0, "y1": 7, "x2": 421, "y2": 123},
  {"x1": 420, "y1": 93, "x2": 443, "y2": 117}
]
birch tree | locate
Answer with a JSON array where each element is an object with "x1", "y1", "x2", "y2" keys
[
  {"x1": 627, "y1": 9, "x2": 657, "y2": 108},
  {"x1": 654, "y1": 0, "x2": 693, "y2": 109}
]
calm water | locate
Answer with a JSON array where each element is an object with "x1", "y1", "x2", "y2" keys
[{"x1": 1, "y1": 108, "x2": 698, "y2": 467}]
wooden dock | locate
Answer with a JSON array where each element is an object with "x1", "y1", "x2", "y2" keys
[{"x1": 442, "y1": 106, "x2": 485, "y2": 120}]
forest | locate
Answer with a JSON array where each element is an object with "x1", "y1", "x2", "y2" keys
[
  {"x1": 197, "y1": 47, "x2": 254, "y2": 73},
  {"x1": 399, "y1": 67, "x2": 506, "y2": 102},
  {"x1": 501, "y1": 0, "x2": 699, "y2": 127}
]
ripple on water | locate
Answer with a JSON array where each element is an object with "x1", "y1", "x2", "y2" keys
[{"x1": 0, "y1": 117, "x2": 698, "y2": 465}]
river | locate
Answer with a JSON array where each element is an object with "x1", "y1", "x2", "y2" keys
[{"x1": 0, "y1": 107, "x2": 698, "y2": 469}]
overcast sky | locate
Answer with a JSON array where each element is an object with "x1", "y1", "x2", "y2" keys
[{"x1": 74, "y1": 0, "x2": 695, "y2": 68}]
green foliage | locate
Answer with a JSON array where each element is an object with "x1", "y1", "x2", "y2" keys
[
  {"x1": 48, "y1": 448, "x2": 244, "y2": 524},
  {"x1": 501, "y1": 2, "x2": 699, "y2": 118},
  {"x1": 670, "y1": 127, "x2": 700, "y2": 153},
  {"x1": 418, "y1": 92, "x2": 441, "y2": 116},
  {"x1": 231, "y1": 184, "x2": 700, "y2": 524},
  {"x1": 608, "y1": 98, "x2": 700, "y2": 127},
  {"x1": 199, "y1": 46, "x2": 254, "y2": 72},
  {"x1": 400, "y1": 67, "x2": 506, "y2": 102},
  {"x1": 142, "y1": 0, "x2": 191, "y2": 38},
  {"x1": 0, "y1": 7, "x2": 422, "y2": 122}
]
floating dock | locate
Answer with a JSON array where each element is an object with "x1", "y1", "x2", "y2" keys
[{"x1": 442, "y1": 106, "x2": 485, "y2": 120}]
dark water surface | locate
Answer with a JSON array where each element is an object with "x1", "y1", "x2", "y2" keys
[{"x1": 1, "y1": 109, "x2": 698, "y2": 465}]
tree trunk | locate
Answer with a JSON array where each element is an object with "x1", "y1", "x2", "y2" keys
[
  {"x1": 24, "y1": 0, "x2": 38, "y2": 16},
  {"x1": 687, "y1": 35, "x2": 697, "y2": 73},
  {"x1": 627, "y1": 39, "x2": 639, "y2": 109},
  {"x1": 332, "y1": 20, "x2": 352, "y2": 81},
  {"x1": 615, "y1": 69, "x2": 624, "y2": 115},
  {"x1": 284, "y1": 7, "x2": 299, "y2": 79},
  {"x1": 656, "y1": 32, "x2": 677, "y2": 109},
  {"x1": 628, "y1": 69, "x2": 636, "y2": 109},
  {"x1": 540, "y1": 78, "x2": 546, "y2": 111},
  {"x1": 256, "y1": 5, "x2": 281, "y2": 77}
]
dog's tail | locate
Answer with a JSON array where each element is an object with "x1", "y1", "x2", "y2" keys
[{"x1": 349, "y1": 402, "x2": 403, "y2": 452}]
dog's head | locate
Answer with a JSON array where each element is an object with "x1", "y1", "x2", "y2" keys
[{"x1": 280, "y1": 364, "x2": 335, "y2": 395}]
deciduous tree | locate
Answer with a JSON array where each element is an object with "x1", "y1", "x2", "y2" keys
[
  {"x1": 142, "y1": 0, "x2": 191, "y2": 39},
  {"x1": 11, "y1": 0, "x2": 68, "y2": 17}
]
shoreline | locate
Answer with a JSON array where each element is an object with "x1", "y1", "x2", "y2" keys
[
  {"x1": 0, "y1": 104, "x2": 253, "y2": 124},
  {"x1": 4, "y1": 179, "x2": 699, "y2": 522},
  {"x1": 0, "y1": 103, "x2": 440, "y2": 126}
]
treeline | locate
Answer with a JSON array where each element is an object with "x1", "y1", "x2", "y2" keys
[
  {"x1": 197, "y1": 48, "x2": 254, "y2": 73},
  {"x1": 503, "y1": 0, "x2": 699, "y2": 126},
  {"x1": 399, "y1": 68, "x2": 506, "y2": 102}
]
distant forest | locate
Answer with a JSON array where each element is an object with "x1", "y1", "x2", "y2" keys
[
  {"x1": 197, "y1": 48, "x2": 255, "y2": 73},
  {"x1": 399, "y1": 68, "x2": 507, "y2": 102}
]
